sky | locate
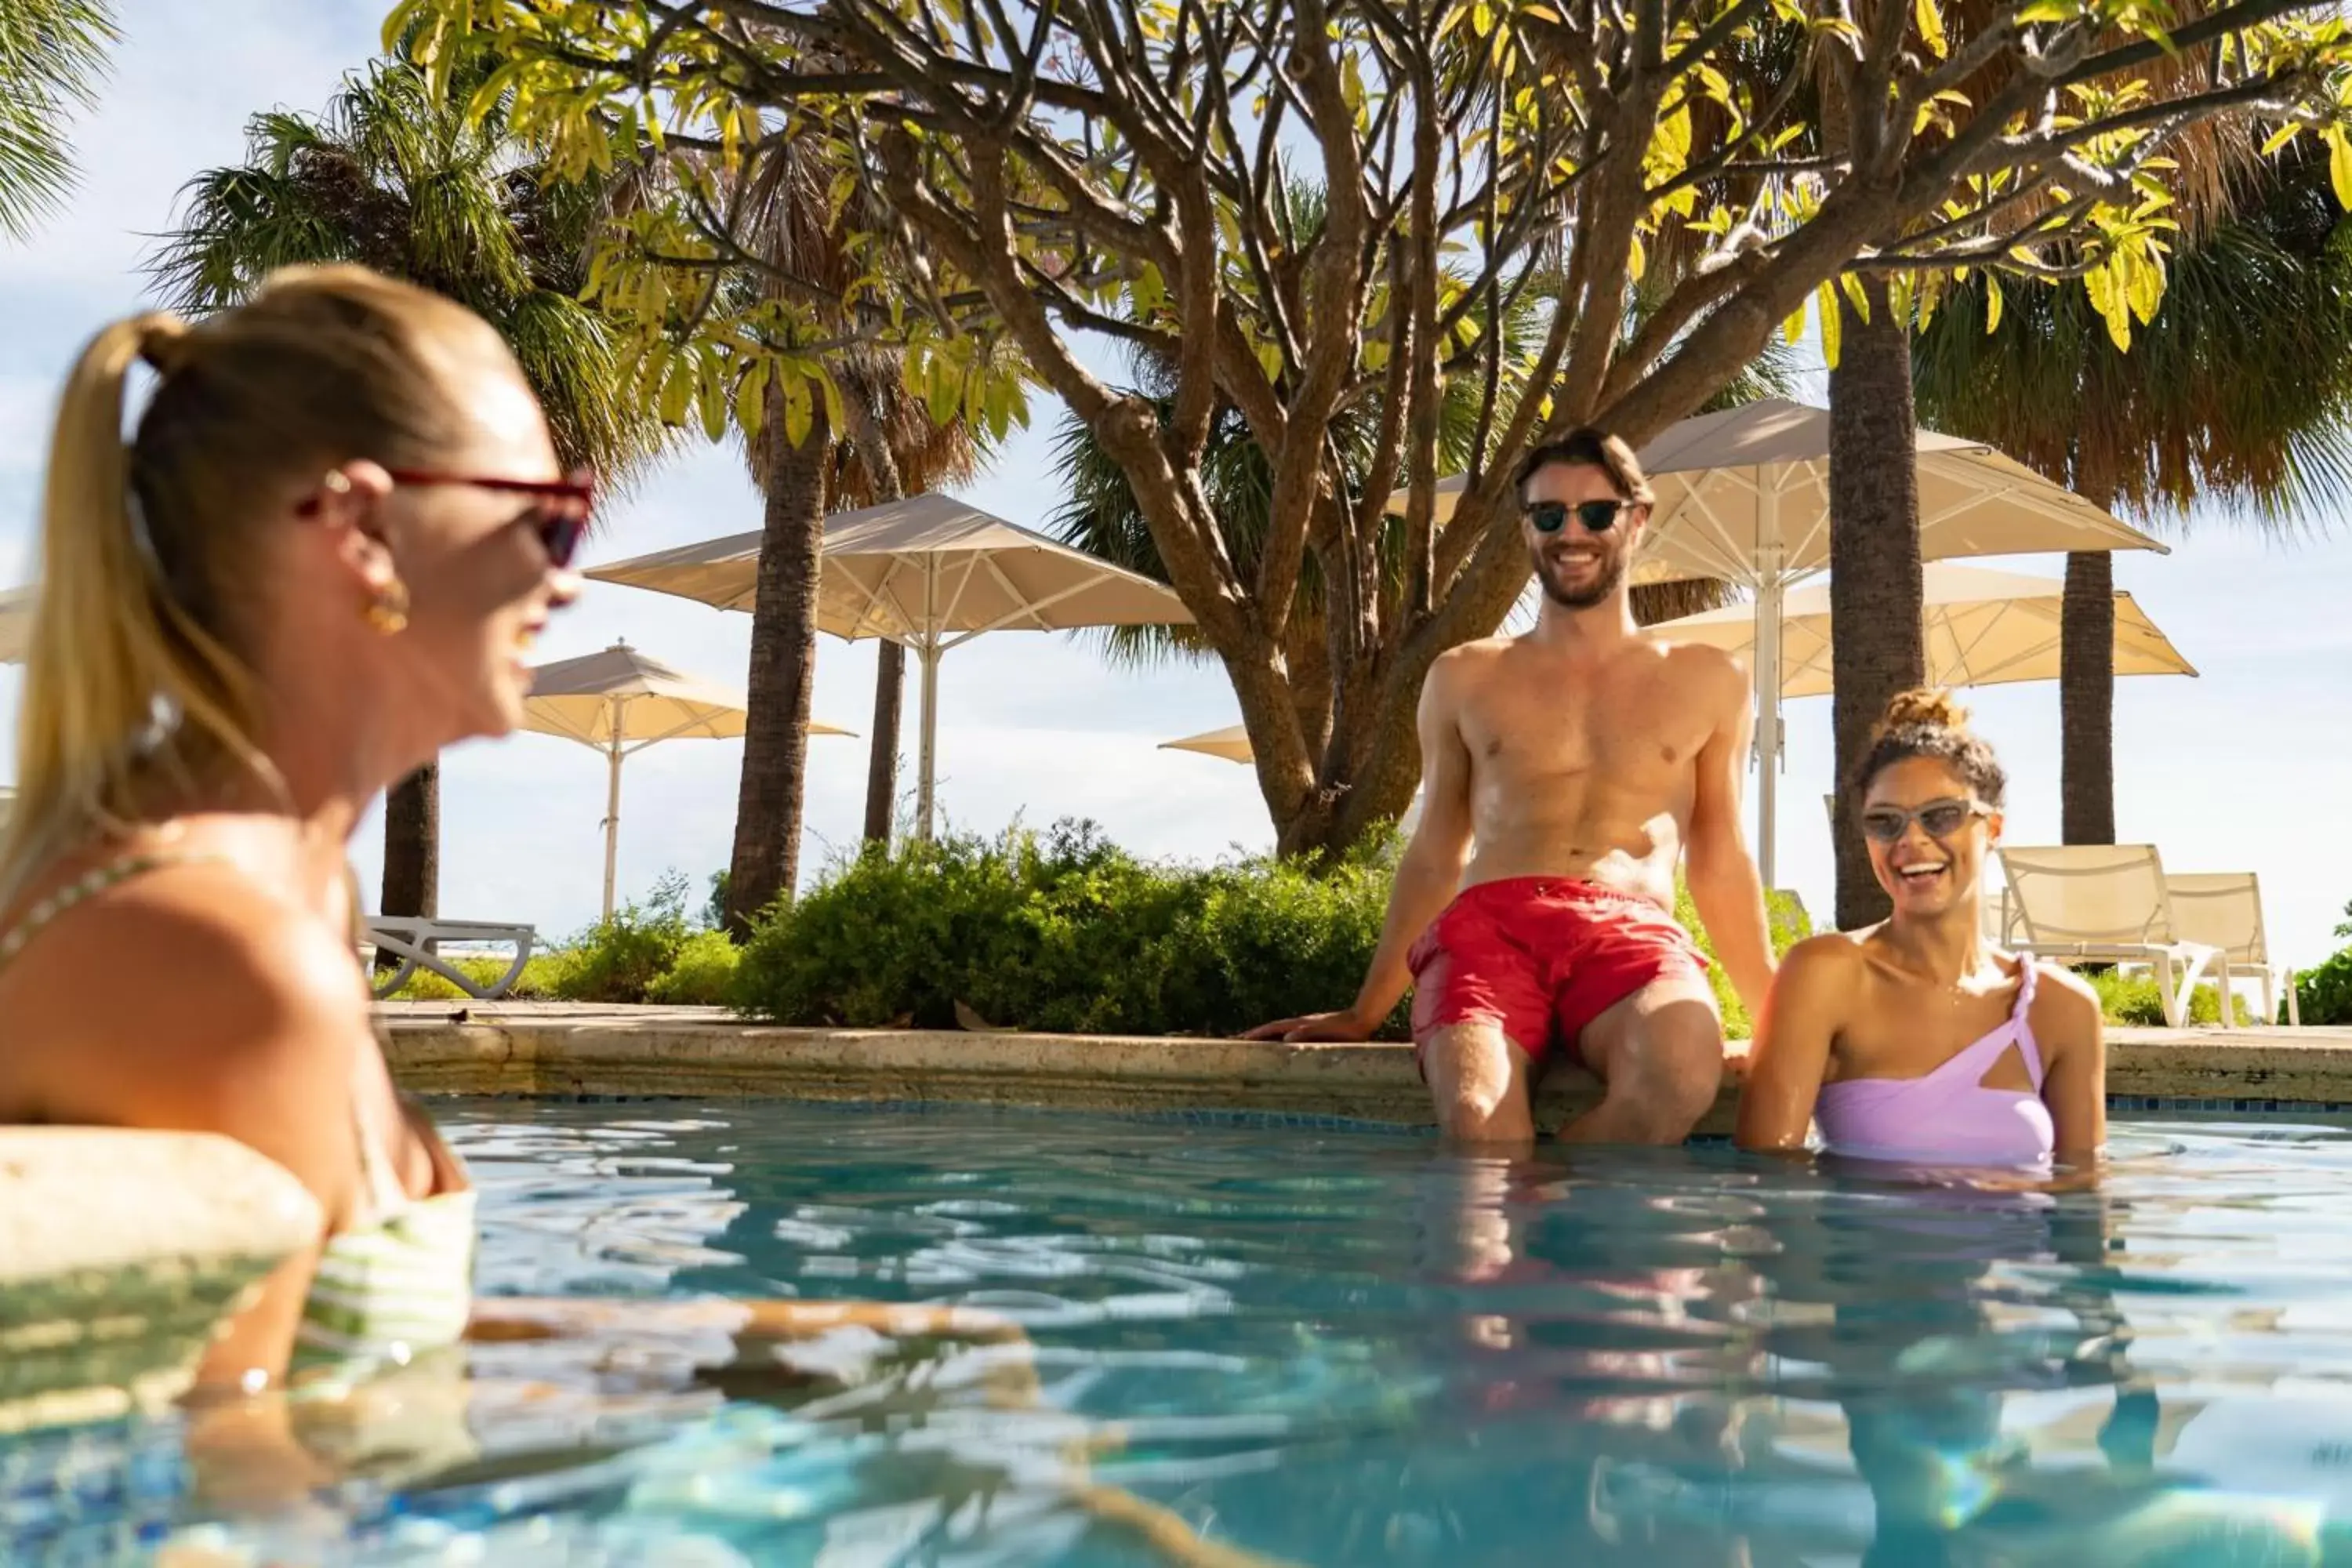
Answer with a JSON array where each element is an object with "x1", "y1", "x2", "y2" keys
[{"x1": 0, "y1": 1, "x2": 2347, "y2": 967}]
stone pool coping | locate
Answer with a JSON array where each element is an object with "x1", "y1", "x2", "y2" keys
[{"x1": 378, "y1": 1004, "x2": 2352, "y2": 1134}]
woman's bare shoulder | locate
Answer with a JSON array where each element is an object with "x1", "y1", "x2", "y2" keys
[
  {"x1": 1780, "y1": 930, "x2": 1871, "y2": 984},
  {"x1": 2025, "y1": 959, "x2": 2103, "y2": 1037},
  {"x1": 0, "y1": 860, "x2": 372, "y2": 1132}
]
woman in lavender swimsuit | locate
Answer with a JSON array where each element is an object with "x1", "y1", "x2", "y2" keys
[{"x1": 1736, "y1": 689, "x2": 2107, "y2": 1168}]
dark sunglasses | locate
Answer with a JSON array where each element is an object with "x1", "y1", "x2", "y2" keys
[
  {"x1": 383, "y1": 467, "x2": 597, "y2": 568},
  {"x1": 1525, "y1": 499, "x2": 1628, "y2": 534},
  {"x1": 1860, "y1": 797, "x2": 1988, "y2": 844}
]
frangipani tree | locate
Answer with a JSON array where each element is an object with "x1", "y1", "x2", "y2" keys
[{"x1": 389, "y1": 0, "x2": 2352, "y2": 857}]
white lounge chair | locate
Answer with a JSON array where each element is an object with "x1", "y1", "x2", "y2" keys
[
  {"x1": 2163, "y1": 872, "x2": 2299, "y2": 1029},
  {"x1": 1998, "y1": 844, "x2": 2220, "y2": 1028},
  {"x1": 1981, "y1": 850, "x2": 2015, "y2": 946},
  {"x1": 363, "y1": 916, "x2": 536, "y2": 1000}
]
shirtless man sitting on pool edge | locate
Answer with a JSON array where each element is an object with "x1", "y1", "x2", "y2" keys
[{"x1": 1250, "y1": 428, "x2": 1776, "y2": 1145}]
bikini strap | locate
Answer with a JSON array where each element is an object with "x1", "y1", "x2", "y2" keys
[
  {"x1": 2010, "y1": 959, "x2": 2046, "y2": 1087},
  {"x1": 350, "y1": 1087, "x2": 414, "y2": 1221},
  {"x1": 0, "y1": 848, "x2": 234, "y2": 973}
]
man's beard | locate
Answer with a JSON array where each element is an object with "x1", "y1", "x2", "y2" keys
[{"x1": 1532, "y1": 541, "x2": 1626, "y2": 608}]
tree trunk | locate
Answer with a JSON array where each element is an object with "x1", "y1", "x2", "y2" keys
[
  {"x1": 862, "y1": 641, "x2": 905, "y2": 847},
  {"x1": 2060, "y1": 548, "x2": 2117, "y2": 845},
  {"x1": 376, "y1": 761, "x2": 438, "y2": 970},
  {"x1": 1828, "y1": 277, "x2": 1926, "y2": 931},
  {"x1": 724, "y1": 392, "x2": 830, "y2": 938}
]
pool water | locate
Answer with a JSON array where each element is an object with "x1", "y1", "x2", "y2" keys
[{"x1": 16, "y1": 1100, "x2": 2352, "y2": 1566}]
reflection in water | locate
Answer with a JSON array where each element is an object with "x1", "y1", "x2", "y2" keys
[{"x1": 10, "y1": 1105, "x2": 2352, "y2": 1564}]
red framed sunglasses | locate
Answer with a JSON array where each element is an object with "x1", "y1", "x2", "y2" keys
[{"x1": 382, "y1": 467, "x2": 597, "y2": 568}]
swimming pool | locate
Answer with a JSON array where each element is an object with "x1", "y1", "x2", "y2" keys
[{"x1": 16, "y1": 1099, "x2": 2352, "y2": 1565}]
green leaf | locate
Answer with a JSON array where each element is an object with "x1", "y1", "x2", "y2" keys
[
  {"x1": 782, "y1": 374, "x2": 814, "y2": 448},
  {"x1": 2331, "y1": 129, "x2": 2352, "y2": 210},
  {"x1": 818, "y1": 372, "x2": 846, "y2": 438},
  {"x1": 659, "y1": 348, "x2": 697, "y2": 427},
  {"x1": 698, "y1": 349, "x2": 728, "y2": 443},
  {"x1": 1816, "y1": 281, "x2": 1842, "y2": 368},
  {"x1": 735, "y1": 357, "x2": 770, "y2": 437},
  {"x1": 1131, "y1": 262, "x2": 1166, "y2": 318},
  {"x1": 2261, "y1": 121, "x2": 2303, "y2": 158},
  {"x1": 1914, "y1": 0, "x2": 1947, "y2": 57},
  {"x1": 1984, "y1": 274, "x2": 2004, "y2": 336},
  {"x1": 1837, "y1": 272, "x2": 1871, "y2": 322}
]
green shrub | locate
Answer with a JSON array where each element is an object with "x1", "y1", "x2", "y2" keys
[
  {"x1": 382, "y1": 950, "x2": 575, "y2": 1002},
  {"x1": 646, "y1": 927, "x2": 743, "y2": 1006},
  {"x1": 2296, "y1": 946, "x2": 2352, "y2": 1026},
  {"x1": 553, "y1": 871, "x2": 699, "y2": 1004},
  {"x1": 2082, "y1": 968, "x2": 2249, "y2": 1028},
  {"x1": 1676, "y1": 882, "x2": 1813, "y2": 1040},
  {"x1": 735, "y1": 819, "x2": 1812, "y2": 1039}
]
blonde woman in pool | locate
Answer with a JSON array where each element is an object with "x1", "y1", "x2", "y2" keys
[
  {"x1": 0, "y1": 269, "x2": 1288, "y2": 1568},
  {"x1": 0, "y1": 264, "x2": 1001, "y2": 1387}
]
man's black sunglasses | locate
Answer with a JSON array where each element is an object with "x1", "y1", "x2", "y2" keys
[{"x1": 1526, "y1": 499, "x2": 1628, "y2": 534}]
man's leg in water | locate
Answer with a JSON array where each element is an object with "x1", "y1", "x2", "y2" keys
[
  {"x1": 1418, "y1": 1022, "x2": 1538, "y2": 1147},
  {"x1": 1564, "y1": 975, "x2": 1724, "y2": 1143}
]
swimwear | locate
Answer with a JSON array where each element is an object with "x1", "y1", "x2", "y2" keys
[
  {"x1": 1406, "y1": 877, "x2": 1709, "y2": 1069},
  {"x1": 0, "y1": 845, "x2": 477, "y2": 1377},
  {"x1": 1814, "y1": 959, "x2": 2055, "y2": 1167}
]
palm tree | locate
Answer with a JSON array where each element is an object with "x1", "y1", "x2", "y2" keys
[
  {"x1": 1826, "y1": 281, "x2": 1928, "y2": 927},
  {"x1": 0, "y1": 0, "x2": 117, "y2": 243},
  {"x1": 1822, "y1": 43, "x2": 2258, "y2": 927},
  {"x1": 148, "y1": 53, "x2": 668, "y2": 932},
  {"x1": 696, "y1": 140, "x2": 993, "y2": 932},
  {"x1": 1912, "y1": 140, "x2": 2352, "y2": 845}
]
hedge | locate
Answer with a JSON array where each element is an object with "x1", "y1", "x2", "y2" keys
[{"x1": 731, "y1": 819, "x2": 1813, "y2": 1040}]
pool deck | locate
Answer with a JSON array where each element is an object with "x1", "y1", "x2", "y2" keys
[{"x1": 378, "y1": 1003, "x2": 2352, "y2": 1133}]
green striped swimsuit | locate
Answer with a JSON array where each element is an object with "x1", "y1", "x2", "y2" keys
[{"x1": 3, "y1": 847, "x2": 477, "y2": 1380}]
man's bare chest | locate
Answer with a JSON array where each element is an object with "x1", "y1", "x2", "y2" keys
[{"x1": 1456, "y1": 666, "x2": 1715, "y2": 784}]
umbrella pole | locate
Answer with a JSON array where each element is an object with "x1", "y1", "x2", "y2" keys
[
  {"x1": 1754, "y1": 536, "x2": 1784, "y2": 894},
  {"x1": 916, "y1": 640, "x2": 942, "y2": 842},
  {"x1": 602, "y1": 702, "x2": 624, "y2": 922},
  {"x1": 916, "y1": 557, "x2": 942, "y2": 842}
]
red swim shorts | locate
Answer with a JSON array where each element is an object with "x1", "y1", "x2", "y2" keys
[{"x1": 1406, "y1": 877, "x2": 1709, "y2": 1069}]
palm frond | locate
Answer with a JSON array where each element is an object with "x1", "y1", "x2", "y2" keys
[
  {"x1": 144, "y1": 49, "x2": 673, "y2": 495},
  {"x1": 0, "y1": 0, "x2": 117, "y2": 241},
  {"x1": 1914, "y1": 137, "x2": 2352, "y2": 535}
]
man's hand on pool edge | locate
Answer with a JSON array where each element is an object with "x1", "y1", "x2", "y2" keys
[{"x1": 1243, "y1": 1008, "x2": 1378, "y2": 1043}]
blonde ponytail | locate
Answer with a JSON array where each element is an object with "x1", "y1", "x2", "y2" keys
[
  {"x1": 1, "y1": 266, "x2": 509, "y2": 903},
  {"x1": 4, "y1": 313, "x2": 263, "y2": 897}
]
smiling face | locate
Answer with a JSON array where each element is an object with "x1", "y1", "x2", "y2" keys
[
  {"x1": 1522, "y1": 459, "x2": 1647, "y2": 609},
  {"x1": 387, "y1": 352, "x2": 579, "y2": 740},
  {"x1": 303, "y1": 327, "x2": 583, "y2": 755},
  {"x1": 1860, "y1": 754, "x2": 2002, "y2": 921}
]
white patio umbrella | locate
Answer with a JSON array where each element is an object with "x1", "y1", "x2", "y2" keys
[
  {"x1": 522, "y1": 640, "x2": 851, "y2": 919},
  {"x1": 1160, "y1": 724, "x2": 1427, "y2": 837},
  {"x1": 1392, "y1": 400, "x2": 2169, "y2": 885},
  {"x1": 1159, "y1": 724, "x2": 1254, "y2": 764},
  {"x1": 590, "y1": 494, "x2": 1194, "y2": 840},
  {"x1": 1646, "y1": 561, "x2": 2197, "y2": 697},
  {"x1": 0, "y1": 584, "x2": 37, "y2": 664}
]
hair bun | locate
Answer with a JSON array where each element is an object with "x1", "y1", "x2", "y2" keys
[
  {"x1": 1876, "y1": 685, "x2": 1967, "y2": 737},
  {"x1": 133, "y1": 312, "x2": 191, "y2": 376}
]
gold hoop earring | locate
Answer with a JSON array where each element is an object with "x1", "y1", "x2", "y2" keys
[{"x1": 365, "y1": 578, "x2": 410, "y2": 636}]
